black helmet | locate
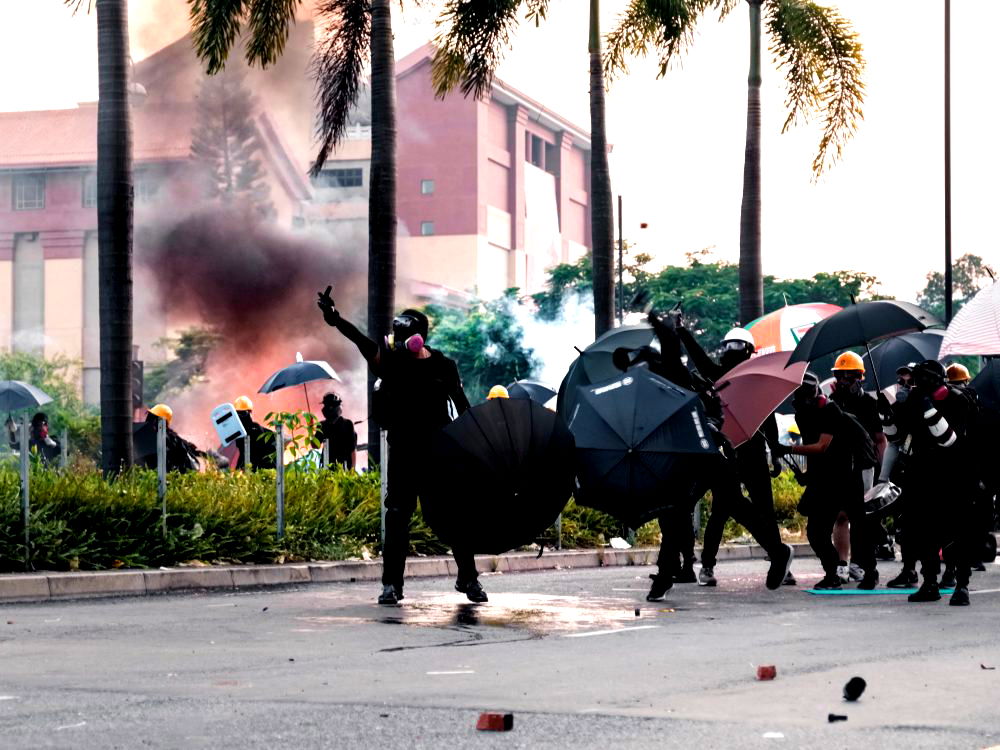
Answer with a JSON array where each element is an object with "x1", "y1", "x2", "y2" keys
[{"x1": 911, "y1": 359, "x2": 946, "y2": 389}]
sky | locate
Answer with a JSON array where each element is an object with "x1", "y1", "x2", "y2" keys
[{"x1": 2, "y1": 0, "x2": 998, "y2": 301}]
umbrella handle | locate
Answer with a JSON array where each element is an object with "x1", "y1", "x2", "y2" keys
[{"x1": 864, "y1": 342, "x2": 883, "y2": 392}]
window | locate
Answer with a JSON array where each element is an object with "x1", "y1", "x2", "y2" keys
[
  {"x1": 420, "y1": 221, "x2": 435, "y2": 236},
  {"x1": 135, "y1": 173, "x2": 159, "y2": 203},
  {"x1": 82, "y1": 173, "x2": 97, "y2": 208},
  {"x1": 420, "y1": 179, "x2": 435, "y2": 195},
  {"x1": 526, "y1": 133, "x2": 544, "y2": 168},
  {"x1": 544, "y1": 142, "x2": 559, "y2": 175},
  {"x1": 316, "y1": 168, "x2": 364, "y2": 188},
  {"x1": 13, "y1": 174, "x2": 45, "y2": 210}
]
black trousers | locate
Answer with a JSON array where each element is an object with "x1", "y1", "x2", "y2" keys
[
  {"x1": 908, "y1": 470, "x2": 972, "y2": 587},
  {"x1": 658, "y1": 512, "x2": 696, "y2": 575},
  {"x1": 805, "y1": 473, "x2": 874, "y2": 576},
  {"x1": 382, "y1": 437, "x2": 478, "y2": 589}
]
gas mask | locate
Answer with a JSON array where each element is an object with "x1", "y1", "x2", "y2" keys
[
  {"x1": 720, "y1": 341, "x2": 752, "y2": 370},
  {"x1": 833, "y1": 371, "x2": 864, "y2": 396},
  {"x1": 387, "y1": 315, "x2": 425, "y2": 354}
]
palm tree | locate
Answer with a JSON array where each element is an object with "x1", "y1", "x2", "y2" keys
[
  {"x1": 188, "y1": 0, "x2": 397, "y2": 462},
  {"x1": 605, "y1": 0, "x2": 864, "y2": 324},
  {"x1": 67, "y1": 0, "x2": 135, "y2": 473},
  {"x1": 432, "y1": 0, "x2": 617, "y2": 338}
]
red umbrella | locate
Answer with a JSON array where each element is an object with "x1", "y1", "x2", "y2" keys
[{"x1": 715, "y1": 352, "x2": 808, "y2": 448}]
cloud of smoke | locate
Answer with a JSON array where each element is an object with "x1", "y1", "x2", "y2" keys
[{"x1": 513, "y1": 292, "x2": 595, "y2": 389}]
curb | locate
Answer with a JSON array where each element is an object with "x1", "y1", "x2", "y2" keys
[{"x1": 0, "y1": 542, "x2": 815, "y2": 604}]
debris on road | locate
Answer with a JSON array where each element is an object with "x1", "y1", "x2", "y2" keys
[
  {"x1": 761, "y1": 731, "x2": 784, "y2": 739},
  {"x1": 634, "y1": 607, "x2": 641, "y2": 617},
  {"x1": 476, "y1": 712, "x2": 514, "y2": 732},
  {"x1": 828, "y1": 714, "x2": 848, "y2": 723},
  {"x1": 981, "y1": 664, "x2": 996, "y2": 670},
  {"x1": 756, "y1": 665, "x2": 777, "y2": 680},
  {"x1": 843, "y1": 676, "x2": 867, "y2": 701}
]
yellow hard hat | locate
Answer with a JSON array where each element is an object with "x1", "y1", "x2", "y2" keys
[
  {"x1": 233, "y1": 395, "x2": 254, "y2": 412},
  {"x1": 149, "y1": 403, "x2": 173, "y2": 425},
  {"x1": 832, "y1": 351, "x2": 865, "y2": 373},
  {"x1": 487, "y1": 385, "x2": 510, "y2": 400},
  {"x1": 787, "y1": 422, "x2": 801, "y2": 436},
  {"x1": 946, "y1": 363, "x2": 971, "y2": 383}
]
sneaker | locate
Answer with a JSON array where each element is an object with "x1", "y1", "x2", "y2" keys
[
  {"x1": 814, "y1": 574, "x2": 842, "y2": 590},
  {"x1": 848, "y1": 563, "x2": 865, "y2": 582},
  {"x1": 907, "y1": 582, "x2": 941, "y2": 602},
  {"x1": 949, "y1": 586, "x2": 970, "y2": 606},
  {"x1": 886, "y1": 568, "x2": 918, "y2": 588},
  {"x1": 377, "y1": 584, "x2": 400, "y2": 605},
  {"x1": 675, "y1": 564, "x2": 697, "y2": 584},
  {"x1": 455, "y1": 579, "x2": 489, "y2": 603},
  {"x1": 858, "y1": 571, "x2": 879, "y2": 590},
  {"x1": 940, "y1": 567, "x2": 957, "y2": 589},
  {"x1": 782, "y1": 571, "x2": 797, "y2": 586},
  {"x1": 836, "y1": 562, "x2": 850, "y2": 584},
  {"x1": 647, "y1": 574, "x2": 673, "y2": 601},
  {"x1": 766, "y1": 544, "x2": 794, "y2": 590},
  {"x1": 698, "y1": 566, "x2": 717, "y2": 587}
]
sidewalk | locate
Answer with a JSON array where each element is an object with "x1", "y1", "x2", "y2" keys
[{"x1": 0, "y1": 542, "x2": 815, "y2": 604}]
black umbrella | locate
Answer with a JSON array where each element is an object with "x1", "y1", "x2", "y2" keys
[
  {"x1": 0, "y1": 380, "x2": 53, "y2": 412},
  {"x1": 568, "y1": 369, "x2": 717, "y2": 528},
  {"x1": 421, "y1": 397, "x2": 576, "y2": 555},
  {"x1": 507, "y1": 380, "x2": 557, "y2": 404},
  {"x1": 557, "y1": 325, "x2": 654, "y2": 422},
  {"x1": 861, "y1": 330, "x2": 948, "y2": 391},
  {"x1": 788, "y1": 301, "x2": 942, "y2": 390},
  {"x1": 971, "y1": 359, "x2": 1000, "y2": 411}
]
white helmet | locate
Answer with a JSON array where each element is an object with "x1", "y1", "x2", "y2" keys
[{"x1": 723, "y1": 327, "x2": 756, "y2": 348}]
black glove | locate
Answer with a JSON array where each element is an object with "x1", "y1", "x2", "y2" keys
[
  {"x1": 317, "y1": 285, "x2": 340, "y2": 327},
  {"x1": 876, "y1": 392, "x2": 892, "y2": 419},
  {"x1": 668, "y1": 309, "x2": 684, "y2": 330},
  {"x1": 770, "y1": 442, "x2": 790, "y2": 458}
]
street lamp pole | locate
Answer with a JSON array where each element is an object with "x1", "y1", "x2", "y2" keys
[
  {"x1": 944, "y1": 0, "x2": 953, "y2": 322},
  {"x1": 617, "y1": 194, "x2": 624, "y2": 325}
]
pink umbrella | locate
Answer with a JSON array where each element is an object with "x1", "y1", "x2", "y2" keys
[
  {"x1": 940, "y1": 281, "x2": 1000, "y2": 357},
  {"x1": 715, "y1": 352, "x2": 809, "y2": 448}
]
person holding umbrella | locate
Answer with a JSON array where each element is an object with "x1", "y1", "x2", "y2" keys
[
  {"x1": 28, "y1": 413, "x2": 61, "y2": 466},
  {"x1": 316, "y1": 286, "x2": 485, "y2": 605},
  {"x1": 314, "y1": 393, "x2": 357, "y2": 471}
]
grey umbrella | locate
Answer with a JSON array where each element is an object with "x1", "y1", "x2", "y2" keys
[{"x1": 0, "y1": 380, "x2": 53, "y2": 412}]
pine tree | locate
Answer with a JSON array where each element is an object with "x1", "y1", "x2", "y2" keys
[{"x1": 190, "y1": 68, "x2": 274, "y2": 218}]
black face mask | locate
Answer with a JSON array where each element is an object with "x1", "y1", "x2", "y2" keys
[
  {"x1": 721, "y1": 349, "x2": 751, "y2": 369},
  {"x1": 322, "y1": 405, "x2": 342, "y2": 421}
]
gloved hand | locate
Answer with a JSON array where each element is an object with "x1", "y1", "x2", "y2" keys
[
  {"x1": 876, "y1": 391, "x2": 892, "y2": 419},
  {"x1": 317, "y1": 285, "x2": 340, "y2": 326},
  {"x1": 770, "y1": 442, "x2": 790, "y2": 458}
]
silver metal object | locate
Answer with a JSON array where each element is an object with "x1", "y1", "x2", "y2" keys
[
  {"x1": 379, "y1": 429, "x2": 388, "y2": 544},
  {"x1": 19, "y1": 413, "x2": 29, "y2": 568},
  {"x1": 157, "y1": 416, "x2": 167, "y2": 536},
  {"x1": 864, "y1": 481, "x2": 901, "y2": 516},
  {"x1": 243, "y1": 434, "x2": 252, "y2": 471},
  {"x1": 61, "y1": 429, "x2": 68, "y2": 468},
  {"x1": 322, "y1": 439, "x2": 329, "y2": 469},
  {"x1": 276, "y1": 424, "x2": 285, "y2": 540},
  {"x1": 556, "y1": 514, "x2": 562, "y2": 550}
]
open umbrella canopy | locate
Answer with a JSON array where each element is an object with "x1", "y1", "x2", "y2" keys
[
  {"x1": 507, "y1": 380, "x2": 557, "y2": 404},
  {"x1": 788, "y1": 301, "x2": 942, "y2": 371},
  {"x1": 568, "y1": 369, "x2": 717, "y2": 528},
  {"x1": 0, "y1": 380, "x2": 53, "y2": 413},
  {"x1": 744, "y1": 303, "x2": 842, "y2": 355},
  {"x1": 940, "y1": 281, "x2": 1000, "y2": 357},
  {"x1": 861, "y1": 330, "x2": 947, "y2": 391},
  {"x1": 258, "y1": 354, "x2": 340, "y2": 394},
  {"x1": 715, "y1": 352, "x2": 808, "y2": 447},
  {"x1": 422, "y1": 397, "x2": 575, "y2": 555},
  {"x1": 557, "y1": 324, "x2": 654, "y2": 422},
  {"x1": 971, "y1": 359, "x2": 1000, "y2": 411}
]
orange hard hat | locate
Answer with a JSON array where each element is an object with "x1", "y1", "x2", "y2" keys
[
  {"x1": 233, "y1": 395, "x2": 254, "y2": 412},
  {"x1": 487, "y1": 385, "x2": 510, "y2": 400},
  {"x1": 946, "y1": 363, "x2": 971, "y2": 383},
  {"x1": 149, "y1": 403, "x2": 173, "y2": 425},
  {"x1": 832, "y1": 351, "x2": 865, "y2": 373}
]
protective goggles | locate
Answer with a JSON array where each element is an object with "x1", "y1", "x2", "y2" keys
[
  {"x1": 723, "y1": 340, "x2": 751, "y2": 352},
  {"x1": 833, "y1": 371, "x2": 863, "y2": 382}
]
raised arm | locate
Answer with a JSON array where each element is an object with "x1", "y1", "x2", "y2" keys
[
  {"x1": 317, "y1": 286, "x2": 379, "y2": 367},
  {"x1": 675, "y1": 325, "x2": 723, "y2": 382}
]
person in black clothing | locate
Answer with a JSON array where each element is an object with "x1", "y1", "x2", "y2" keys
[
  {"x1": 315, "y1": 392, "x2": 357, "y2": 470},
  {"x1": 135, "y1": 404, "x2": 201, "y2": 473},
  {"x1": 880, "y1": 365, "x2": 921, "y2": 588},
  {"x1": 881, "y1": 360, "x2": 974, "y2": 605},
  {"x1": 317, "y1": 286, "x2": 485, "y2": 605},
  {"x1": 232, "y1": 396, "x2": 277, "y2": 470},
  {"x1": 673, "y1": 320, "x2": 790, "y2": 588},
  {"x1": 778, "y1": 373, "x2": 877, "y2": 589},
  {"x1": 28, "y1": 412, "x2": 61, "y2": 465},
  {"x1": 639, "y1": 312, "x2": 793, "y2": 601}
]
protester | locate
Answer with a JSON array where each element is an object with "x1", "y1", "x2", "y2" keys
[
  {"x1": 828, "y1": 352, "x2": 886, "y2": 583},
  {"x1": 315, "y1": 392, "x2": 357, "y2": 471},
  {"x1": 134, "y1": 404, "x2": 202, "y2": 473},
  {"x1": 28, "y1": 412, "x2": 61, "y2": 465},
  {"x1": 777, "y1": 372, "x2": 877, "y2": 590},
  {"x1": 946, "y1": 363, "x2": 971, "y2": 386},
  {"x1": 640, "y1": 311, "x2": 793, "y2": 600},
  {"x1": 233, "y1": 395, "x2": 277, "y2": 470},
  {"x1": 880, "y1": 360, "x2": 973, "y2": 605},
  {"x1": 880, "y1": 365, "x2": 920, "y2": 588},
  {"x1": 673, "y1": 320, "x2": 791, "y2": 587},
  {"x1": 487, "y1": 385, "x2": 510, "y2": 400},
  {"x1": 317, "y1": 286, "x2": 486, "y2": 605}
]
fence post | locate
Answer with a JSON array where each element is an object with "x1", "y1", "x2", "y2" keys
[
  {"x1": 61, "y1": 429, "x2": 68, "y2": 469},
  {"x1": 379, "y1": 429, "x2": 388, "y2": 545},
  {"x1": 157, "y1": 416, "x2": 167, "y2": 537},
  {"x1": 556, "y1": 514, "x2": 562, "y2": 550},
  {"x1": 19, "y1": 413, "x2": 30, "y2": 570},
  {"x1": 243, "y1": 433, "x2": 252, "y2": 471},
  {"x1": 322, "y1": 439, "x2": 329, "y2": 469},
  {"x1": 276, "y1": 423, "x2": 285, "y2": 540}
]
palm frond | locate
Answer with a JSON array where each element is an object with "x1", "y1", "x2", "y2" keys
[
  {"x1": 188, "y1": 0, "x2": 247, "y2": 74},
  {"x1": 604, "y1": 0, "x2": 718, "y2": 80},
  {"x1": 245, "y1": 0, "x2": 301, "y2": 68},
  {"x1": 431, "y1": 0, "x2": 550, "y2": 100},
  {"x1": 63, "y1": 0, "x2": 93, "y2": 13},
  {"x1": 311, "y1": 0, "x2": 371, "y2": 175},
  {"x1": 767, "y1": 0, "x2": 865, "y2": 176}
]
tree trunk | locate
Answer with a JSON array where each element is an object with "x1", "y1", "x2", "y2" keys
[
  {"x1": 589, "y1": 0, "x2": 616, "y2": 337},
  {"x1": 367, "y1": 0, "x2": 397, "y2": 464},
  {"x1": 96, "y1": 0, "x2": 134, "y2": 474},
  {"x1": 738, "y1": 0, "x2": 763, "y2": 325}
]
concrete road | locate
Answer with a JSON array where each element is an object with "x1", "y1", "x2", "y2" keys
[{"x1": 2, "y1": 557, "x2": 1000, "y2": 749}]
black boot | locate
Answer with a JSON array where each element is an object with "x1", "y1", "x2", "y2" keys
[
  {"x1": 908, "y1": 580, "x2": 941, "y2": 602},
  {"x1": 949, "y1": 586, "x2": 970, "y2": 606},
  {"x1": 940, "y1": 565, "x2": 957, "y2": 589},
  {"x1": 646, "y1": 574, "x2": 673, "y2": 601},
  {"x1": 886, "y1": 568, "x2": 918, "y2": 588}
]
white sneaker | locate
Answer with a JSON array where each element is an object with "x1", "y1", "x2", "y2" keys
[
  {"x1": 848, "y1": 563, "x2": 865, "y2": 582},
  {"x1": 836, "y1": 563, "x2": 850, "y2": 583},
  {"x1": 698, "y1": 566, "x2": 717, "y2": 587}
]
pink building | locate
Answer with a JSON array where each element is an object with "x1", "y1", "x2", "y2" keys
[{"x1": 0, "y1": 34, "x2": 592, "y2": 402}]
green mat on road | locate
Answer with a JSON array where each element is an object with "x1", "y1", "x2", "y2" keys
[{"x1": 804, "y1": 588, "x2": 955, "y2": 595}]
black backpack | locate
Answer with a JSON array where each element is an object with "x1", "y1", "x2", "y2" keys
[{"x1": 839, "y1": 411, "x2": 878, "y2": 471}]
